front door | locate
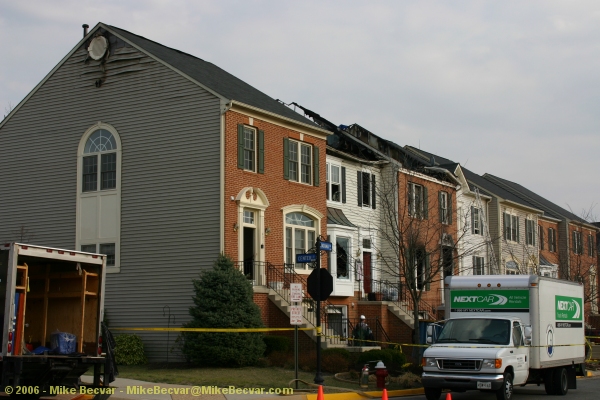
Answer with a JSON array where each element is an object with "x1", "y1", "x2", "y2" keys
[
  {"x1": 512, "y1": 321, "x2": 530, "y2": 384},
  {"x1": 363, "y1": 252, "x2": 372, "y2": 294},
  {"x1": 243, "y1": 226, "x2": 255, "y2": 281}
]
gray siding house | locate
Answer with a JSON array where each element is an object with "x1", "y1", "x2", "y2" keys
[{"x1": 0, "y1": 23, "x2": 328, "y2": 361}]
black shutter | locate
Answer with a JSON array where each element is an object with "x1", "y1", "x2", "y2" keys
[
  {"x1": 371, "y1": 174, "x2": 376, "y2": 209},
  {"x1": 357, "y1": 171, "x2": 363, "y2": 206},
  {"x1": 425, "y1": 253, "x2": 431, "y2": 291},
  {"x1": 258, "y1": 130, "x2": 264, "y2": 174},
  {"x1": 283, "y1": 137, "x2": 289, "y2": 180},
  {"x1": 516, "y1": 217, "x2": 520, "y2": 243},
  {"x1": 341, "y1": 167, "x2": 346, "y2": 203},
  {"x1": 313, "y1": 146, "x2": 320, "y2": 186},
  {"x1": 503, "y1": 213, "x2": 509, "y2": 240},
  {"x1": 237, "y1": 124, "x2": 245, "y2": 169}
]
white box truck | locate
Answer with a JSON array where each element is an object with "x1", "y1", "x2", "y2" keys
[
  {"x1": 422, "y1": 275, "x2": 586, "y2": 400},
  {"x1": 0, "y1": 243, "x2": 116, "y2": 399}
]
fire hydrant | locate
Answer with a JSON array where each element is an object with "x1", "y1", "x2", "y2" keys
[
  {"x1": 360, "y1": 364, "x2": 369, "y2": 388},
  {"x1": 375, "y1": 361, "x2": 388, "y2": 389}
]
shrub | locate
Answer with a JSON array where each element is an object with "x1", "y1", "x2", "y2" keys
[
  {"x1": 114, "y1": 334, "x2": 147, "y2": 365},
  {"x1": 179, "y1": 254, "x2": 266, "y2": 367},
  {"x1": 263, "y1": 336, "x2": 290, "y2": 355}
]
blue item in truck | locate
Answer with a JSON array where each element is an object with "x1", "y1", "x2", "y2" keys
[
  {"x1": 50, "y1": 331, "x2": 77, "y2": 354},
  {"x1": 31, "y1": 346, "x2": 51, "y2": 355}
]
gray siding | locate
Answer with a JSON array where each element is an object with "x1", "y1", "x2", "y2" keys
[
  {"x1": 489, "y1": 196, "x2": 501, "y2": 269},
  {"x1": 0, "y1": 43, "x2": 221, "y2": 361}
]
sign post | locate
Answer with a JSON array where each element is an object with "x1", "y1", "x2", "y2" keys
[{"x1": 290, "y1": 283, "x2": 303, "y2": 389}]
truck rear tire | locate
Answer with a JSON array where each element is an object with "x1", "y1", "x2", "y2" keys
[
  {"x1": 496, "y1": 372, "x2": 513, "y2": 400},
  {"x1": 552, "y1": 367, "x2": 568, "y2": 395},
  {"x1": 424, "y1": 387, "x2": 442, "y2": 400}
]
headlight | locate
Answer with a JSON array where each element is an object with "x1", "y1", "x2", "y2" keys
[
  {"x1": 483, "y1": 359, "x2": 502, "y2": 369},
  {"x1": 422, "y1": 357, "x2": 437, "y2": 368}
]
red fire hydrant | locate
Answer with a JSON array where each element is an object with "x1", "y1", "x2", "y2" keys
[{"x1": 375, "y1": 361, "x2": 388, "y2": 389}]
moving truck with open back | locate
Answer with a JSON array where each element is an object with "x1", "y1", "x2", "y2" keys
[
  {"x1": 0, "y1": 243, "x2": 115, "y2": 399},
  {"x1": 422, "y1": 275, "x2": 586, "y2": 400}
]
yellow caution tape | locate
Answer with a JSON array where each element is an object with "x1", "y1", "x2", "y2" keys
[{"x1": 111, "y1": 327, "x2": 313, "y2": 332}]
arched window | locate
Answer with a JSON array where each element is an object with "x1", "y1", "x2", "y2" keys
[
  {"x1": 82, "y1": 129, "x2": 118, "y2": 192},
  {"x1": 77, "y1": 123, "x2": 121, "y2": 271},
  {"x1": 285, "y1": 212, "x2": 316, "y2": 270}
]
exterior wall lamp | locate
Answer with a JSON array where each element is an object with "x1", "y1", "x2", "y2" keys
[
  {"x1": 265, "y1": 227, "x2": 271, "y2": 236},
  {"x1": 233, "y1": 223, "x2": 239, "y2": 232}
]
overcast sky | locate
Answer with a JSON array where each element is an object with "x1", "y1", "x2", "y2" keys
[{"x1": 1, "y1": 0, "x2": 599, "y2": 220}]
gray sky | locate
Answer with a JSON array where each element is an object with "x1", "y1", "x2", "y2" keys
[{"x1": 1, "y1": 0, "x2": 599, "y2": 219}]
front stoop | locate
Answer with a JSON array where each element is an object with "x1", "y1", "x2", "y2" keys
[{"x1": 384, "y1": 301, "x2": 415, "y2": 329}]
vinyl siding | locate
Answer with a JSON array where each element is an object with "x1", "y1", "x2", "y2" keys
[{"x1": 0, "y1": 43, "x2": 221, "y2": 361}]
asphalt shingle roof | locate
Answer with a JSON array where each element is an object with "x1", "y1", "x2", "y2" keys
[{"x1": 106, "y1": 24, "x2": 318, "y2": 127}]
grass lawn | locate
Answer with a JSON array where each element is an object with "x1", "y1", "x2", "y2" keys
[{"x1": 109, "y1": 365, "x2": 418, "y2": 392}]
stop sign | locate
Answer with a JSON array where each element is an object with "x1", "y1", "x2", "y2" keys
[{"x1": 307, "y1": 268, "x2": 333, "y2": 301}]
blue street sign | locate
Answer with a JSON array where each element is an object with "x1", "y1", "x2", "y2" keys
[
  {"x1": 296, "y1": 253, "x2": 317, "y2": 263},
  {"x1": 319, "y1": 241, "x2": 333, "y2": 251}
]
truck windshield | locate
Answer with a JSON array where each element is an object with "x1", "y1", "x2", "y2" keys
[{"x1": 436, "y1": 318, "x2": 510, "y2": 345}]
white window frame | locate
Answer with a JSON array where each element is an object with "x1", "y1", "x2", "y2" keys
[
  {"x1": 282, "y1": 205, "x2": 323, "y2": 272},
  {"x1": 573, "y1": 230, "x2": 583, "y2": 255},
  {"x1": 242, "y1": 126, "x2": 256, "y2": 172},
  {"x1": 525, "y1": 219, "x2": 536, "y2": 246},
  {"x1": 408, "y1": 182, "x2": 425, "y2": 218},
  {"x1": 588, "y1": 234, "x2": 595, "y2": 257},
  {"x1": 440, "y1": 191, "x2": 449, "y2": 224},
  {"x1": 548, "y1": 227, "x2": 557, "y2": 252},
  {"x1": 335, "y1": 236, "x2": 351, "y2": 280},
  {"x1": 288, "y1": 139, "x2": 312, "y2": 185},
  {"x1": 472, "y1": 207, "x2": 481, "y2": 234},
  {"x1": 326, "y1": 162, "x2": 342, "y2": 202},
  {"x1": 473, "y1": 256, "x2": 485, "y2": 275},
  {"x1": 76, "y1": 122, "x2": 122, "y2": 272},
  {"x1": 504, "y1": 211, "x2": 519, "y2": 242}
]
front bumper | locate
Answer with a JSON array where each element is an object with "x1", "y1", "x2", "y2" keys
[{"x1": 422, "y1": 371, "x2": 505, "y2": 391}]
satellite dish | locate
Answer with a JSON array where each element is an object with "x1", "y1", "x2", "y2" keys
[{"x1": 88, "y1": 36, "x2": 108, "y2": 60}]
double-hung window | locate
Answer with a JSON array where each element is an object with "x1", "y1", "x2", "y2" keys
[
  {"x1": 525, "y1": 219, "x2": 536, "y2": 246},
  {"x1": 503, "y1": 212, "x2": 519, "y2": 242},
  {"x1": 471, "y1": 206, "x2": 481, "y2": 234},
  {"x1": 588, "y1": 234, "x2": 595, "y2": 257},
  {"x1": 572, "y1": 231, "x2": 583, "y2": 255},
  {"x1": 548, "y1": 228, "x2": 556, "y2": 252},
  {"x1": 473, "y1": 256, "x2": 485, "y2": 275},
  {"x1": 284, "y1": 138, "x2": 319, "y2": 186},
  {"x1": 237, "y1": 125, "x2": 264, "y2": 173},
  {"x1": 408, "y1": 183, "x2": 427, "y2": 219},
  {"x1": 285, "y1": 212, "x2": 316, "y2": 270},
  {"x1": 357, "y1": 171, "x2": 376, "y2": 208},
  {"x1": 326, "y1": 163, "x2": 345, "y2": 202},
  {"x1": 81, "y1": 243, "x2": 116, "y2": 267},
  {"x1": 439, "y1": 191, "x2": 451, "y2": 224}
]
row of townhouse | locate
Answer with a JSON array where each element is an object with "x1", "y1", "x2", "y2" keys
[{"x1": 1, "y1": 23, "x2": 597, "y2": 361}]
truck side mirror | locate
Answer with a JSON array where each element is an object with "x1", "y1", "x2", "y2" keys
[
  {"x1": 427, "y1": 325, "x2": 434, "y2": 336},
  {"x1": 426, "y1": 336, "x2": 433, "y2": 344},
  {"x1": 524, "y1": 326, "x2": 532, "y2": 345}
]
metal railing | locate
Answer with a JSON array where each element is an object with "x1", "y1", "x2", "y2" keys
[
  {"x1": 358, "y1": 278, "x2": 437, "y2": 321},
  {"x1": 234, "y1": 260, "x2": 264, "y2": 286}
]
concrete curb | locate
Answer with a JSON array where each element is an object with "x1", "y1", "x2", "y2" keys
[{"x1": 305, "y1": 387, "x2": 425, "y2": 399}]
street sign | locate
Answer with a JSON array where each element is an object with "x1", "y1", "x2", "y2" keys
[
  {"x1": 319, "y1": 241, "x2": 333, "y2": 251},
  {"x1": 290, "y1": 283, "x2": 303, "y2": 302},
  {"x1": 307, "y1": 268, "x2": 334, "y2": 301},
  {"x1": 296, "y1": 253, "x2": 317, "y2": 263},
  {"x1": 290, "y1": 305, "x2": 303, "y2": 325}
]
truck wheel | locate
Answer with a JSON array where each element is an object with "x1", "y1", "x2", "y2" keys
[
  {"x1": 424, "y1": 387, "x2": 442, "y2": 400},
  {"x1": 496, "y1": 372, "x2": 513, "y2": 400},
  {"x1": 544, "y1": 369, "x2": 556, "y2": 395},
  {"x1": 551, "y1": 367, "x2": 568, "y2": 396}
]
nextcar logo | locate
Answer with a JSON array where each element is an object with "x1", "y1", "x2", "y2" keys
[
  {"x1": 555, "y1": 296, "x2": 582, "y2": 320},
  {"x1": 453, "y1": 294, "x2": 508, "y2": 305}
]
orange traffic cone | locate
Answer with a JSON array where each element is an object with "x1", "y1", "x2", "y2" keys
[
  {"x1": 446, "y1": 392, "x2": 452, "y2": 400},
  {"x1": 317, "y1": 385, "x2": 324, "y2": 400},
  {"x1": 381, "y1": 388, "x2": 388, "y2": 400}
]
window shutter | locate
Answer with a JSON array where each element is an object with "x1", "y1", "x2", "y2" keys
[
  {"x1": 423, "y1": 186, "x2": 429, "y2": 219},
  {"x1": 341, "y1": 167, "x2": 346, "y2": 203},
  {"x1": 258, "y1": 130, "x2": 264, "y2": 174},
  {"x1": 448, "y1": 193, "x2": 452, "y2": 224},
  {"x1": 408, "y1": 183, "x2": 413, "y2": 214},
  {"x1": 283, "y1": 137, "x2": 289, "y2": 180},
  {"x1": 503, "y1": 213, "x2": 509, "y2": 240},
  {"x1": 425, "y1": 253, "x2": 431, "y2": 291},
  {"x1": 516, "y1": 217, "x2": 520, "y2": 243},
  {"x1": 357, "y1": 171, "x2": 363, "y2": 206},
  {"x1": 371, "y1": 174, "x2": 376, "y2": 209},
  {"x1": 438, "y1": 192, "x2": 443, "y2": 223},
  {"x1": 572, "y1": 231, "x2": 576, "y2": 253},
  {"x1": 313, "y1": 146, "x2": 320, "y2": 186},
  {"x1": 237, "y1": 124, "x2": 245, "y2": 169}
]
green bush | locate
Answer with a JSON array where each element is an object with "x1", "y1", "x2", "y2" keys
[
  {"x1": 356, "y1": 348, "x2": 406, "y2": 372},
  {"x1": 263, "y1": 336, "x2": 290, "y2": 355},
  {"x1": 114, "y1": 334, "x2": 147, "y2": 365},
  {"x1": 179, "y1": 254, "x2": 266, "y2": 367}
]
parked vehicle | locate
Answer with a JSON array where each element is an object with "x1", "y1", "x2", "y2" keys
[
  {"x1": 422, "y1": 275, "x2": 585, "y2": 400},
  {"x1": 0, "y1": 243, "x2": 115, "y2": 399}
]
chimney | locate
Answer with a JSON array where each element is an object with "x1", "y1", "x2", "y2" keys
[{"x1": 82, "y1": 24, "x2": 89, "y2": 38}]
